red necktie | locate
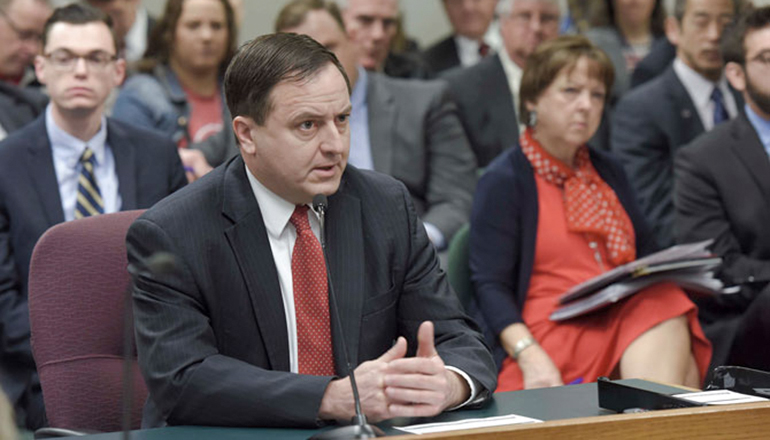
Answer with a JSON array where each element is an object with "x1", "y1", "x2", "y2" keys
[
  {"x1": 478, "y1": 42, "x2": 490, "y2": 57},
  {"x1": 289, "y1": 205, "x2": 335, "y2": 376}
]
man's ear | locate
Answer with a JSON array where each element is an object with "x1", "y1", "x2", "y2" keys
[
  {"x1": 34, "y1": 55, "x2": 47, "y2": 86},
  {"x1": 232, "y1": 116, "x2": 257, "y2": 155},
  {"x1": 665, "y1": 16, "x2": 681, "y2": 47},
  {"x1": 724, "y1": 61, "x2": 746, "y2": 93}
]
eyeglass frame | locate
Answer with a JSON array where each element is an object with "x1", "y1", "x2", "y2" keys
[
  {"x1": 42, "y1": 49, "x2": 118, "y2": 72},
  {"x1": 0, "y1": 8, "x2": 43, "y2": 43}
]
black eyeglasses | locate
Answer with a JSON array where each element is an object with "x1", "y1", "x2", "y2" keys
[
  {"x1": 0, "y1": 9, "x2": 43, "y2": 43},
  {"x1": 43, "y1": 49, "x2": 117, "y2": 71}
]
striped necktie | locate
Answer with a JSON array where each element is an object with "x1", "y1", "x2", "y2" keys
[
  {"x1": 74, "y1": 147, "x2": 104, "y2": 219},
  {"x1": 711, "y1": 87, "x2": 729, "y2": 126}
]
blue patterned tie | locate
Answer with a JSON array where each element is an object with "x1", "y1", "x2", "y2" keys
[
  {"x1": 711, "y1": 87, "x2": 729, "y2": 126},
  {"x1": 74, "y1": 147, "x2": 104, "y2": 219}
]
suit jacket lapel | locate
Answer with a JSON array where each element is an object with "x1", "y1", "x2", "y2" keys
[
  {"x1": 222, "y1": 158, "x2": 290, "y2": 371},
  {"x1": 107, "y1": 119, "x2": 138, "y2": 210},
  {"x1": 366, "y1": 74, "x2": 396, "y2": 176},
  {"x1": 486, "y1": 56, "x2": 519, "y2": 151},
  {"x1": 666, "y1": 67, "x2": 705, "y2": 142},
  {"x1": 326, "y1": 180, "x2": 364, "y2": 370},
  {"x1": 26, "y1": 117, "x2": 64, "y2": 225},
  {"x1": 730, "y1": 114, "x2": 770, "y2": 202}
]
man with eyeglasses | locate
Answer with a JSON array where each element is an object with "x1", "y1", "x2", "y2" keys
[
  {"x1": 441, "y1": 0, "x2": 562, "y2": 167},
  {"x1": 0, "y1": 4, "x2": 186, "y2": 430},
  {"x1": 0, "y1": 0, "x2": 51, "y2": 141},
  {"x1": 675, "y1": 6, "x2": 770, "y2": 376}
]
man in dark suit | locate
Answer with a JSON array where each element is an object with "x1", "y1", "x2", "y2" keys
[
  {"x1": 611, "y1": 0, "x2": 738, "y2": 248},
  {"x1": 128, "y1": 32, "x2": 496, "y2": 428},
  {"x1": 629, "y1": 38, "x2": 676, "y2": 89},
  {"x1": 423, "y1": 0, "x2": 500, "y2": 74},
  {"x1": 0, "y1": 5, "x2": 186, "y2": 429},
  {"x1": 277, "y1": 0, "x2": 476, "y2": 249},
  {"x1": 442, "y1": 0, "x2": 561, "y2": 167},
  {"x1": 675, "y1": 6, "x2": 770, "y2": 373},
  {"x1": 0, "y1": 80, "x2": 46, "y2": 141}
]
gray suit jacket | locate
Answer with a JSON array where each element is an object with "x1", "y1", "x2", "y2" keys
[
  {"x1": 441, "y1": 54, "x2": 518, "y2": 168},
  {"x1": 128, "y1": 157, "x2": 496, "y2": 428},
  {"x1": 423, "y1": 36, "x2": 461, "y2": 74},
  {"x1": 0, "y1": 82, "x2": 47, "y2": 138},
  {"x1": 366, "y1": 73, "x2": 476, "y2": 242}
]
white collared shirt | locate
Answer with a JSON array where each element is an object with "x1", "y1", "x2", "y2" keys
[
  {"x1": 454, "y1": 20, "x2": 504, "y2": 67},
  {"x1": 498, "y1": 46, "x2": 525, "y2": 135},
  {"x1": 673, "y1": 58, "x2": 738, "y2": 131},
  {"x1": 47, "y1": 105, "x2": 121, "y2": 221},
  {"x1": 244, "y1": 164, "x2": 478, "y2": 407}
]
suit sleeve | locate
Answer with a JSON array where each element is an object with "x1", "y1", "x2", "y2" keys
[
  {"x1": 394, "y1": 181, "x2": 497, "y2": 399},
  {"x1": 0, "y1": 202, "x2": 33, "y2": 367},
  {"x1": 674, "y1": 146, "x2": 770, "y2": 291},
  {"x1": 128, "y1": 218, "x2": 334, "y2": 428},
  {"x1": 420, "y1": 84, "x2": 477, "y2": 243},
  {"x1": 611, "y1": 93, "x2": 675, "y2": 248}
]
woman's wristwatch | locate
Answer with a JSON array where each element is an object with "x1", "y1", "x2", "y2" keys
[{"x1": 512, "y1": 335, "x2": 536, "y2": 360}]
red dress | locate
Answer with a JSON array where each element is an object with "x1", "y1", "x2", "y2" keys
[{"x1": 496, "y1": 174, "x2": 712, "y2": 392}]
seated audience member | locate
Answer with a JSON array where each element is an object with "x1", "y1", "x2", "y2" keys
[
  {"x1": 423, "y1": 0, "x2": 502, "y2": 74},
  {"x1": 84, "y1": 0, "x2": 155, "y2": 64},
  {"x1": 0, "y1": 4, "x2": 186, "y2": 430},
  {"x1": 629, "y1": 37, "x2": 676, "y2": 88},
  {"x1": 128, "y1": 32, "x2": 496, "y2": 428},
  {"x1": 442, "y1": 0, "x2": 562, "y2": 168},
  {"x1": 471, "y1": 35, "x2": 711, "y2": 391},
  {"x1": 611, "y1": 0, "x2": 738, "y2": 249},
  {"x1": 675, "y1": 6, "x2": 770, "y2": 373},
  {"x1": 0, "y1": 0, "x2": 51, "y2": 140},
  {"x1": 586, "y1": 0, "x2": 666, "y2": 100},
  {"x1": 277, "y1": 0, "x2": 476, "y2": 249},
  {"x1": 338, "y1": 0, "x2": 431, "y2": 79},
  {"x1": 112, "y1": 0, "x2": 239, "y2": 181}
]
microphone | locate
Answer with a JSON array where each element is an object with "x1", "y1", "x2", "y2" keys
[
  {"x1": 123, "y1": 252, "x2": 179, "y2": 440},
  {"x1": 310, "y1": 195, "x2": 384, "y2": 439}
]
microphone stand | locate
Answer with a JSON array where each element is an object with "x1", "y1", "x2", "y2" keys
[{"x1": 309, "y1": 195, "x2": 384, "y2": 440}]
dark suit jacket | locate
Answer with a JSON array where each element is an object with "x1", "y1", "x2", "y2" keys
[
  {"x1": 0, "y1": 115, "x2": 186, "y2": 426},
  {"x1": 128, "y1": 156, "x2": 497, "y2": 428},
  {"x1": 423, "y1": 36, "x2": 461, "y2": 74},
  {"x1": 674, "y1": 113, "x2": 770, "y2": 366},
  {"x1": 441, "y1": 54, "x2": 518, "y2": 168},
  {"x1": 469, "y1": 145, "x2": 657, "y2": 367},
  {"x1": 366, "y1": 73, "x2": 476, "y2": 242},
  {"x1": 612, "y1": 65, "x2": 711, "y2": 248},
  {"x1": 0, "y1": 82, "x2": 47, "y2": 137},
  {"x1": 629, "y1": 38, "x2": 676, "y2": 89}
]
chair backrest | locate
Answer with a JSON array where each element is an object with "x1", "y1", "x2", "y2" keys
[
  {"x1": 446, "y1": 224, "x2": 472, "y2": 310},
  {"x1": 28, "y1": 210, "x2": 146, "y2": 432}
]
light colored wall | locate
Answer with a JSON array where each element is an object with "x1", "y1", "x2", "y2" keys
[{"x1": 145, "y1": 0, "x2": 454, "y2": 49}]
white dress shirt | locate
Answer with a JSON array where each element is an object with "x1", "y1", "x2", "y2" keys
[
  {"x1": 123, "y1": 7, "x2": 149, "y2": 63},
  {"x1": 47, "y1": 105, "x2": 121, "y2": 221},
  {"x1": 454, "y1": 20, "x2": 503, "y2": 67},
  {"x1": 673, "y1": 58, "x2": 738, "y2": 131},
  {"x1": 244, "y1": 164, "x2": 478, "y2": 407}
]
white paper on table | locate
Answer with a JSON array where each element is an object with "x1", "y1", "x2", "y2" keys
[
  {"x1": 673, "y1": 389, "x2": 769, "y2": 405},
  {"x1": 395, "y1": 414, "x2": 543, "y2": 435}
]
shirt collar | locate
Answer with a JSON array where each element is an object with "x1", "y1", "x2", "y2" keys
[
  {"x1": 673, "y1": 58, "x2": 727, "y2": 110},
  {"x1": 744, "y1": 103, "x2": 770, "y2": 152},
  {"x1": 351, "y1": 66, "x2": 368, "y2": 109},
  {"x1": 46, "y1": 104, "x2": 109, "y2": 167},
  {"x1": 244, "y1": 163, "x2": 316, "y2": 238}
]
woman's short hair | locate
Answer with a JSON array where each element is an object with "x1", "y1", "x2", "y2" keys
[
  {"x1": 138, "y1": 0, "x2": 237, "y2": 75},
  {"x1": 519, "y1": 35, "x2": 614, "y2": 125}
]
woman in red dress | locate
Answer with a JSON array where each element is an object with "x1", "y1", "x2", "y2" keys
[{"x1": 469, "y1": 35, "x2": 711, "y2": 391}]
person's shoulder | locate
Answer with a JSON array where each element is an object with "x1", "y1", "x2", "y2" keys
[
  {"x1": 372, "y1": 72, "x2": 449, "y2": 102},
  {"x1": 585, "y1": 26, "x2": 622, "y2": 44},
  {"x1": 0, "y1": 114, "x2": 46, "y2": 154},
  {"x1": 440, "y1": 54, "x2": 497, "y2": 84},
  {"x1": 677, "y1": 116, "x2": 737, "y2": 162},
  {"x1": 106, "y1": 117, "x2": 174, "y2": 148},
  {"x1": 342, "y1": 165, "x2": 408, "y2": 197}
]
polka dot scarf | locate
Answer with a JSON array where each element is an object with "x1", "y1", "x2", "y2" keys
[{"x1": 520, "y1": 128, "x2": 636, "y2": 266}]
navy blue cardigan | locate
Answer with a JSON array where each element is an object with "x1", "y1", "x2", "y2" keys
[{"x1": 469, "y1": 145, "x2": 658, "y2": 367}]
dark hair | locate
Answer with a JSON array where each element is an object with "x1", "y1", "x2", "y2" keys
[
  {"x1": 519, "y1": 35, "x2": 614, "y2": 125},
  {"x1": 275, "y1": 0, "x2": 346, "y2": 33},
  {"x1": 605, "y1": 0, "x2": 665, "y2": 38},
  {"x1": 137, "y1": 0, "x2": 237, "y2": 75},
  {"x1": 722, "y1": 6, "x2": 770, "y2": 65},
  {"x1": 42, "y1": 3, "x2": 117, "y2": 53},
  {"x1": 673, "y1": 0, "x2": 742, "y2": 22},
  {"x1": 225, "y1": 33, "x2": 350, "y2": 125}
]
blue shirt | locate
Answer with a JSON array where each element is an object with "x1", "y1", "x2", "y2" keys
[
  {"x1": 47, "y1": 105, "x2": 121, "y2": 221},
  {"x1": 744, "y1": 103, "x2": 770, "y2": 159},
  {"x1": 348, "y1": 66, "x2": 373, "y2": 170}
]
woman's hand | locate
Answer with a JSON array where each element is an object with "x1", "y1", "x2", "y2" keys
[{"x1": 516, "y1": 344, "x2": 563, "y2": 389}]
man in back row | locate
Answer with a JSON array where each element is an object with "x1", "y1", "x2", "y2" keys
[
  {"x1": 127, "y1": 32, "x2": 496, "y2": 427},
  {"x1": 0, "y1": 4, "x2": 186, "y2": 428}
]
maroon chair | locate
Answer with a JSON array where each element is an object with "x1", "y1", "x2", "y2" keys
[{"x1": 28, "y1": 210, "x2": 147, "y2": 434}]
